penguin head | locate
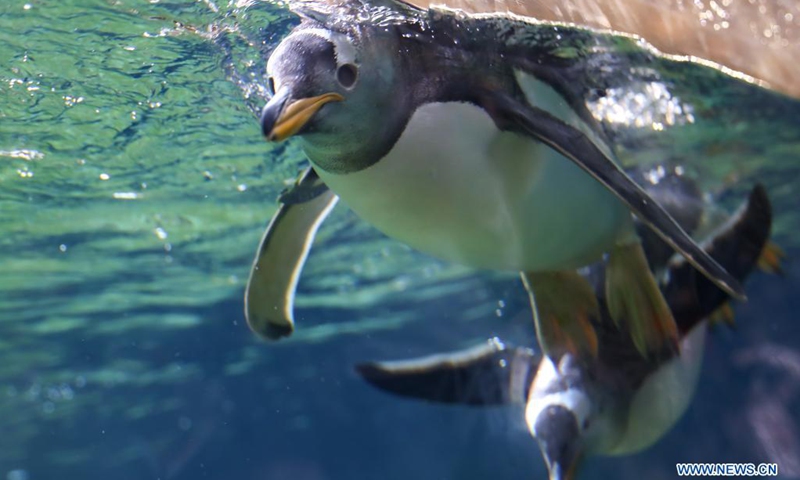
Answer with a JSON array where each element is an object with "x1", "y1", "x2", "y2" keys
[
  {"x1": 527, "y1": 356, "x2": 591, "y2": 480},
  {"x1": 532, "y1": 404, "x2": 585, "y2": 480},
  {"x1": 261, "y1": 25, "x2": 406, "y2": 173}
]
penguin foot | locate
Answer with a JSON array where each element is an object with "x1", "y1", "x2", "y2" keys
[
  {"x1": 521, "y1": 271, "x2": 600, "y2": 361},
  {"x1": 606, "y1": 242, "x2": 679, "y2": 358},
  {"x1": 708, "y1": 302, "x2": 736, "y2": 330},
  {"x1": 758, "y1": 241, "x2": 785, "y2": 276}
]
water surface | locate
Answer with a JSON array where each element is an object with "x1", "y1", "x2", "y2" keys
[{"x1": 1, "y1": 1, "x2": 798, "y2": 479}]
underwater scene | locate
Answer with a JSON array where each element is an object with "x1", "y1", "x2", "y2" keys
[{"x1": 1, "y1": 0, "x2": 799, "y2": 479}]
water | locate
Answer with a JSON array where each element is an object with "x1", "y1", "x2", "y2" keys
[{"x1": 0, "y1": 1, "x2": 798, "y2": 479}]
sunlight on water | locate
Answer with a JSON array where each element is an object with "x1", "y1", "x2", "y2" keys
[{"x1": 588, "y1": 81, "x2": 696, "y2": 130}]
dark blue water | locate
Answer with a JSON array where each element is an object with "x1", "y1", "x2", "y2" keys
[
  {"x1": 1, "y1": 1, "x2": 798, "y2": 479},
  {"x1": 6, "y1": 256, "x2": 796, "y2": 480}
]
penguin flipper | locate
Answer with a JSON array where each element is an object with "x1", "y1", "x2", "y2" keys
[
  {"x1": 664, "y1": 184, "x2": 774, "y2": 335},
  {"x1": 489, "y1": 93, "x2": 745, "y2": 301},
  {"x1": 245, "y1": 167, "x2": 338, "y2": 340},
  {"x1": 626, "y1": 166, "x2": 705, "y2": 271},
  {"x1": 356, "y1": 338, "x2": 539, "y2": 405},
  {"x1": 520, "y1": 270, "x2": 600, "y2": 361}
]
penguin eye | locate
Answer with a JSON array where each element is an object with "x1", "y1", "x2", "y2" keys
[
  {"x1": 267, "y1": 77, "x2": 276, "y2": 96},
  {"x1": 336, "y1": 63, "x2": 358, "y2": 89}
]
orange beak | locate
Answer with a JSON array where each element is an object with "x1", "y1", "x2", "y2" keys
[{"x1": 261, "y1": 90, "x2": 344, "y2": 142}]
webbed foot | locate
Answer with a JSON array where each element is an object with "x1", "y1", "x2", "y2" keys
[
  {"x1": 606, "y1": 242, "x2": 679, "y2": 358},
  {"x1": 521, "y1": 271, "x2": 600, "y2": 361},
  {"x1": 708, "y1": 303, "x2": 736, "y2": 330},
  {"x1": 758, "y1": 242, "x2": 785, "y2": 276}
]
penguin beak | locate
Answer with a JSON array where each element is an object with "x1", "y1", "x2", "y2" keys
[
  {"x1": 534, "y1": 405, "x2": 583, "y2": 480},
  {"x1": 261, "y1": 86, "x2": 344, "y2": 142},
  {"x1": 546, "y1": 458, "x2": 581, "y2": 480}
]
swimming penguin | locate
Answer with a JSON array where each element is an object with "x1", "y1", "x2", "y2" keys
[
  {"x1": 355, "y1": 176, "x2": 777, "y2": 480},
  {"x1": 247, "y1": 0, "x2": 748, "y2": 358},
  {"x1": 398, "y1": 0, "x2": 800, "y2": 100}
]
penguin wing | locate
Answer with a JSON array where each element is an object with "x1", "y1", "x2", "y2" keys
[
  {"x1": 627, "y1": 167, "x2": 705, "y2": 271},
  {"x1": 664, "y1": 184, "x2": 773, "y2": 335},
  {"x1": 486, "y1": 90, "x2": 745, "y2": 301},
  {"x1": 356, "y1": 338, "x2": 540, "y2": 405},
  {"x1": 400, "y1": 0, "x2": 800, "y2": 99},
  {"x1": 594, "y1": 184, "x2": 773, "y2": 370},
  {"x1": 245, "y1": 167, "x2": 338, "y2": 340}
]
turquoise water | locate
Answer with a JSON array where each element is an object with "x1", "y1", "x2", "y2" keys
[{"x1": 1, "y1": 1, "x2": 799, "y2": 479}]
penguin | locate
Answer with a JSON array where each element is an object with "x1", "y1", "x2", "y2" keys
[
  {"x1": 396, "y1": 0, "x2": 800, "y2": 100},
  {"x1": 248, "y1": 0, "x2": 748, "y2": 358},
  {"x1": 354, "y1": 175, "x2": 778, "y2": 480}
]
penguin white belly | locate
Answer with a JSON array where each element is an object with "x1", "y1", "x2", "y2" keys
[
  {"x1": 315, "y1": 101, "x2": 629, "y2": 271},
  {"x1": 607, "y1": 324, "x2": 708, "y2": 455}
]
